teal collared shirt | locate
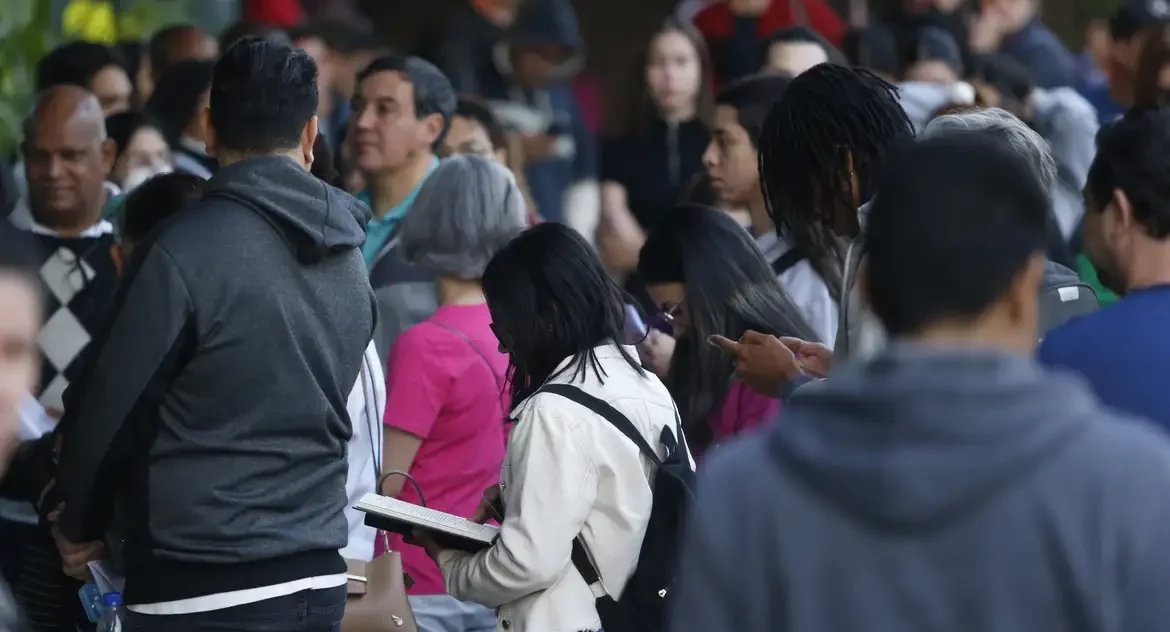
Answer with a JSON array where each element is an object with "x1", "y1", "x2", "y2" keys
[{"x1": 358, "y1": 158, "x2": 440, "y2": 268}]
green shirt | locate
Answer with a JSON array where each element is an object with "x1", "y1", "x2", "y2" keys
[
  {"x1": 357, "y1": 158, "x2": 439, "y2": 268},
  {"x1": 1077, "y1": 252, "x2": 1119, "y2": 308}
]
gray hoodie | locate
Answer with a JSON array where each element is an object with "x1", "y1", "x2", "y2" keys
[
  {"x1": 672, "y1": 344, "x2": 1170, "y2": 632},
  {"x1": 56, "y1": 156, "x2": 376, "y2": 606}
]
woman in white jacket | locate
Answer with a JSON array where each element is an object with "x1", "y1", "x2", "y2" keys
[{"x1": 416, "y1": 223, "x2": 685, "y2": 632}]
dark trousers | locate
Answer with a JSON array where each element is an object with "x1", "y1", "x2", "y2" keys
[
  {"x1": 0, "y1": 518, "x2": 33, "y2": 590},
  {"x1": 124, "y1": 586, "x2": 346, "y2": 632}
]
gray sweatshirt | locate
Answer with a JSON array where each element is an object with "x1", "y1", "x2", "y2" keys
[{"x1": 672, "y1": 343, "x2": 1170, "y2": 632}]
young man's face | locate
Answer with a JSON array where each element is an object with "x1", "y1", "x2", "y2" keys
[
  {"x1": 703, "y1": 104, "x2": 760, "y2": 206},
  {"x1": 0, "y1": 273, "x2": 40, "y2": 462}
]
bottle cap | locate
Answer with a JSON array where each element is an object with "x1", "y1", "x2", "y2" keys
[{"x1": 103, "y1": 592, "x2": 122, "y2": 606}]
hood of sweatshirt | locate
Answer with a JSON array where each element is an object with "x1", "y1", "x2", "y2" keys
[
  {"x1": 201, "y1": 155, "x2": 370, "y2": 264},
  {"x1": 773, "y1": 343, "x2": 1098, "y2": 529}
]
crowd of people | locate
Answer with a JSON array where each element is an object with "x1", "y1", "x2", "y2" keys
[{"x1": 2, "y1": 0, "x2": 1170, "y2": 630}]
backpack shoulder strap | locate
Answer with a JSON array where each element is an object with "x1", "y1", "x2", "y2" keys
[
  {"x1": 539, "y1": 383, "x2": 664, "y2": 467},
  {"x1": 771, "y1": 245, "x2": 806, "y2": 277}
]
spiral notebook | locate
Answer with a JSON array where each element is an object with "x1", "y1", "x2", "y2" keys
[{"x1": 356, "y1": 493, "x2": 500, "y2": 553}]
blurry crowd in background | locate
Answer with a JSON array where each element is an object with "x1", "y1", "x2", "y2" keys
[{"x1": 4, "y1": 0, "x2": 1170, "y2": 630}]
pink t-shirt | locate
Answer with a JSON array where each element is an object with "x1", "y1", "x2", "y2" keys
[
  {"x1": 380, "y1": 304, "x2": 510, "y2": 595},
  {"x1": 697, "y1": 380, "x2": 781, "y2": 461}
]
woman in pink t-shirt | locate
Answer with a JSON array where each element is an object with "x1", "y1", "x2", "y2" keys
[
  {"x1": 636, "y1": 204, "x2": 821, "y2": 460},
  {"x1": 379, "y1": 156, "x2": 530, "y2": 630}
]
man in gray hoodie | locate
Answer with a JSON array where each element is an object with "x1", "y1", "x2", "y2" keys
[
  {"x1": 673, "y1": 132, "x2": 1170, "y2": 632},
  {"x1": 52, "y1": 37, "x2": 374, "y2": 631}
]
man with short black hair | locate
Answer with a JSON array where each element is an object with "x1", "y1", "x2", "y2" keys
[
  {"x1": 36, "y1": 41, "x2": 133, "y2": 116},
  {"x1": 53, "y1": 35, "x2": 374, "y2": 631},
  {"x1": 1040, "y1": 108, "x2": 1170, "y2": 431},
  {"x1": 145, "y1": 24, "x2": 217, "y2": 101},
  {"x1": 704, "y1": 73, "x2": 837, "y2": 346},
  {"x1": 673, "y1": 131, "x2": 1170, "y2": 632},
  {"x1": 352, "y1": 54, "x2": 456, "y2": 362}
]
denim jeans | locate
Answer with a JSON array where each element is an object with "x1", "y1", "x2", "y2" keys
[
  {"x1": 409, "y1": 594, "x2": 496, "y2": 632},
  {"x1": 124, "y1": 586, "x2": 346, "y2": 631}
]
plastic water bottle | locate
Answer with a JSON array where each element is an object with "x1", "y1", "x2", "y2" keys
[
  {"x1": 97, "y1": 592, "x2": 123, "y2": 632},
  {"x1": 78, "y1": 582, "x2": 105, "y2": 623}
]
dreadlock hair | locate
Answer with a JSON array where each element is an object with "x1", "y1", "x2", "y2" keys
[{"x1": 758, "y1": 63, "x2": 913, "y2": 300}]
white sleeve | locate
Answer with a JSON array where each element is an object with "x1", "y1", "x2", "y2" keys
[
  {"x1": 439, "y1": 403, "x2": 598, "y2": 607},
  {"x1": 19, "y1": 394, "x2": 55, "y2": 441}
]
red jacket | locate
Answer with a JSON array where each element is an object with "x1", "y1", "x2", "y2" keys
[
  {"x1": 243, "y1": 0, "x2": 305, "y2": 28},
  {"x1": 694, "y1": 0, "x2": 846, "y2": 44},
  {"x1": 694, "y1": 0, "x2": 846, "y2": 83}
]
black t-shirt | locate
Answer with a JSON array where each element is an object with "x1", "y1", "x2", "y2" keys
[{"x1": 601, "y1": 117, "x2": 709, "y2": 230}]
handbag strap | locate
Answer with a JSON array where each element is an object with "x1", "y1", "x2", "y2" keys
[
  {"x1": 432, "y1": 321, "x2": 503, "y2": 392},
  {"x1": 360, "y1": 356, "x2": 382, "y2": 485}
]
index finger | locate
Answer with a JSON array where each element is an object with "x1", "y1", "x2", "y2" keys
[
  {"x1": 740, "y1": 330, "x2": 775, "y2": 345},
  {"x1": 778, "y1": 337, "x2": 818, "y2": 354},
  {"x1": 707, "y1": 334, "x2": 741, "y2": 356}
]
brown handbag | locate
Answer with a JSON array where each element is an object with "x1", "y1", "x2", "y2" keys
[
  {"x1": 341, "y1": 359, "x2": 419, "y2": 631},
  {"x1": 341, "y1": 534, "x2": 418, "y2": 632}
]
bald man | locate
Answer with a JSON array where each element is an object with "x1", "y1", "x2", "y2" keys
[
  {"x1": 19, "y1": 86, "x2": 115, "y2": 236},
  {"x1": 143, "y1": 24, "x2": 218, "y2": 101},
  {"x1": 3, "y1": 86, "x2": 120, "y2": 630}
]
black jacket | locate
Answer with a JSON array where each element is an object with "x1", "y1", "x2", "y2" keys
[{"x1": 56, "y1": 156, "x2": 375, "y2": 605}]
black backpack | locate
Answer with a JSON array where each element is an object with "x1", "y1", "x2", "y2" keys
[{"x1": 540, "y1": 384, "x2": 696, "y2": 632}]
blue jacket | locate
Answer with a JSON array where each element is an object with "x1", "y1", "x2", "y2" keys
[{"x1": 1000, "y1": 20, "x2": 1080, "y2": 89}]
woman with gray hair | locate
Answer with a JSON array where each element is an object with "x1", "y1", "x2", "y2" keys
[
  {"x1": 376, "y1": 155, "x2": 528, "y2": 632},
  {"x1": 923, "y1": 107, "x2": 1077, "y2": 268},
  {"x1": 922, "y1": 107, "x2": 1099, "y2": 333}
]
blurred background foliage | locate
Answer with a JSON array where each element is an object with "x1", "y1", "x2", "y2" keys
[
  {"x1": 0, "y1": 0, "x2": 196, "y2": 156},
  {"x1": 0, "y1": 0, "x2": 1133, "y2": 157}
]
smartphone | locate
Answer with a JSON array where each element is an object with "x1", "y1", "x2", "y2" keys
[{"x1": 622, "y1": 304, "x2": 649, "y2": 345}]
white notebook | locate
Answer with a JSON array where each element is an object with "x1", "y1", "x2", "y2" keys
[{"x1": 355, "y1": 493, "x2": 500, "y2": 552}]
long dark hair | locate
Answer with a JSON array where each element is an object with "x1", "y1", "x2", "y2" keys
[
  {"x1": 758, "y1": 64, "x2": 913, "y2": 301},
  {"x1": 637, "y1": 204, "x2": 818, "y2": 448},
  {"x1": 626, "y1": 17, "x2": 715, "y2": 134},
  {"x1": 483, "y1": 223, "x2": 645, "y2": 404}
]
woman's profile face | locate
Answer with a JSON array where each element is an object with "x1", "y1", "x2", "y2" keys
[
  {"x1": 114, "y1": 126, "x2": 172, "y2": 185},
  {"x1": 645, "y1": 29, "x2": 702, "y2": 116},
  {"x1": 645, "y1": 282, "x2": 689, "y2": 338}
]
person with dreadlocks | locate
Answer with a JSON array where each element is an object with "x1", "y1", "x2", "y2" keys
[{"x1": 710, "y1": 63, "x2": 913, "y2": 398}]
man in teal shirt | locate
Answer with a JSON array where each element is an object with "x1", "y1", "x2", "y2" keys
[{"x1": 351, "y1": 55, "x2": 455, "y2": 360}]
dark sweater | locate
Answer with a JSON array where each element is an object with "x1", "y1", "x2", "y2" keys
[
  {"x1": 601, "y1": 118, "x2": 709, "y2": 230},
  {"x1": 55, "y1": 156, "x2": 375, "y2": 605}
]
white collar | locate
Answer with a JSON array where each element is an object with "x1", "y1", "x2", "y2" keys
[
  {"x1": 8, "y1": 181, "x2": 119, "y2": 238},
  {"x1": 179, "y1": 136, "x2": 208, "y2": 157}
]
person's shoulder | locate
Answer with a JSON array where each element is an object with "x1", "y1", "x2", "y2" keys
[
  {"x1": 1039, "y1": 302, "x2": 1121, "y2": 363},
  {"x1": 1068, "y1": 411, "x2": 1170, "y2": 500},
  {"x1": 696, "y1": 433, "x2": 786, "y2": 508},
  {"x1": 394, "y1": 319, "x2": 457, "y2": 354},
  {"x1": 703, "y1": 433, "x2": 775, "y2": 482}
]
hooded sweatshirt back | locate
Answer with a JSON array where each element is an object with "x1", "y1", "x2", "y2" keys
[
  {"x1": 56, "y1": 156, "x2": 377, "y2": 606},
  {"x1": 670, "y1": 343, "x2": 1170, "y2": 632}
]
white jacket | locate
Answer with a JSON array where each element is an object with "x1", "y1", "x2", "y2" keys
[
  {"x1": 439, "y1": 344, "x2": 686, "y2": 632},
  {"x1": 341, "y1": 342, "x2": 385, "y2": 562}
]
